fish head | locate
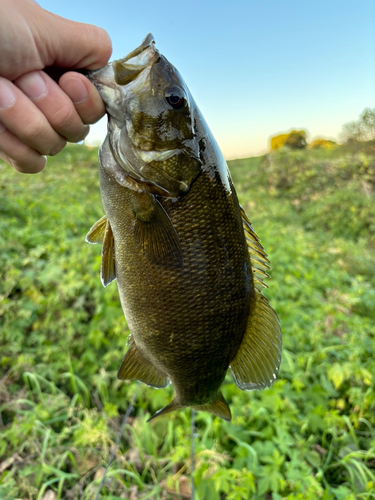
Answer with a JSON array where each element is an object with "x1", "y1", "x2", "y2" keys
[{"x1": 88, "y1": 34, "x2": 202, "y2": 198}]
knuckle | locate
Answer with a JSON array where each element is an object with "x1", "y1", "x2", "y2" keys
[
  {"x1": 73, "y1": 126, "x2": 90, "y2": 143},
  {"x1": 49, "y1": 138, "x2": 67, "y2": 156},
  {"x1": 91, "y1": 26, "x2": 112, "y2": 63},
  {"x1": 50, "y1": 103, "x2": 89, "y2": 142},
  {"x1": 21, "y1": 115, "x2": 48, "y2": 150},
  {"x1": 51, "y1": 102, "x2": 76, "y2": 131},
  {"x1": 22, "y1": 115, "x2": 65, "y2": 155},
  {"x1": 80, "y1": 99, "x2": 105, "y2": 125},
  {"x1": 98, "y1": 29, "x2": 113, "y2": 61},
  {"x1": 8, "y1": 149, "x2": 45, "y2": 173}
]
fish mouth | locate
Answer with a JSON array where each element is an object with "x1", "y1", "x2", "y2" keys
[
  {"x1": 86, "y1": 33, "x2": 158, "y2": 91},
  {"x1": 113, "y1": 33, "x2": 158, "y2": 86}
]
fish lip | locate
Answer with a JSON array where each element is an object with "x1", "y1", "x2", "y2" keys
[
  {"x1": 112, "y1": 33, "x2": 159, "y2": 86},
  {"x1": 86, "y1": 33, "x2": 158, "y2": 90}
]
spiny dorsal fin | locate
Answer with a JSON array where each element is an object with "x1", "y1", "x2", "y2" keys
[
  {"x1": 230, "y1": 289, "x2": 282, "y2": 391},
  {"x1": 193, "y1": 391, "x2": 232, "y2": 421},
  {"x1": 240, "y1": 206, "x2": 271, "y2": 291},
  {"x1": 134, "y1": 197, "x2": 183, "y2": 268},
  {"x1": 101, "y1": 220, "x2": 116, "y2": 287},
  {"x1": 117, "y1": 343, "x2": 170, "y2": 389},
  {"x1": 85, "y1": 216, "x2": 107, "y2": 244}
]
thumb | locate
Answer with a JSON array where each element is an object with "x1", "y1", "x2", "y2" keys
[{"x1": 36, "y1": 7, "x2": 112, "y2": 70}]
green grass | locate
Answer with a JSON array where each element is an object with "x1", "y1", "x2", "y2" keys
[{"x1": 0, "y1": 144, "x2": 374, "y2": 499}]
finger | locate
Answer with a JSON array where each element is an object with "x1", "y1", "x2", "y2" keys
[
  {"x1": 44, "y1": 15, "x2": 112, "y2": 70},
  {"x1": 0, "y1": 122, "x2": 47, "y2": 173},
  {"x1": 59, "y1": 72, "x2": 106, "y2": 125},
  {"x1": 15, "y1": 71, "x2": 90, "y2": 143},
  {"x1": 0, "y1": 77, "x2": 66, "y2": 156}
]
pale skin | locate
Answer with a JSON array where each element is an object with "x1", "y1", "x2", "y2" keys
[{"x1": 0, "y1": 0, "x2": 112, "y2": 173}]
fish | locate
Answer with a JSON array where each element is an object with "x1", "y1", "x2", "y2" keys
[{"x1": 85, "y1": 34, "x2": 281, "y2": 422}]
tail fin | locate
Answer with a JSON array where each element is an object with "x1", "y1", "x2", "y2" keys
[
  {"x1": 147, "y1": 399, "x2": 182, "y2": 422},
  {"x1": 193, "y1": 392, "x2": 231, "y2": 421},
  {"x1": 147, "y1": 392, "x2": 232, "y2": 423}
]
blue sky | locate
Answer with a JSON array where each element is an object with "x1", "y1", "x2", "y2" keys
[{"x1": 40, "y1": 0, "x2": 374, "y2": 159}]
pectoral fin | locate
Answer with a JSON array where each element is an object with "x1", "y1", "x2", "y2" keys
[
  {"x1": 86, "y1": 216, "x2": 107, "y2": 244},
  {"x1": 230, "y1": 289, "x2": 282, "y2": 390},
  {"x1": 134, "y1": 195, "x2": 183, "y2": 268},
  {"x1": 193, "y1": 392, "x2": 232, "y2": 421},
  {"x1": 117, "y1": 343, "x2": 170, "y2": 389},
  {"x1": 101, "y1": 220, "x2": 116, "y2": 287}
]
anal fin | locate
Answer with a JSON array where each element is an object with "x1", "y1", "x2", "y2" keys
[
  {"x1": 117, "y1": 343, "x2": 170, "y2": 389},
  {"x1": 230, "y1": 289, "x2": 282, "y2": 390},
  {"x1": 193, "y1": 391, "x2": 232, "y2": 421}
]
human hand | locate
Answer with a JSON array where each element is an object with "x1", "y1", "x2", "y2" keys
[{"x1": 0, "y1": 0, "x2": 112, "y2": 173}]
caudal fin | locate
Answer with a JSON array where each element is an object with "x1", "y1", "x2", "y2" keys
[
  {"x1": 193, "y1": 391, "x2": 232, "y2": 421},
  {"x1": 147, "y1": 392, "x2": 231, "y2": 422},
  {"x1": 147, "y1": 399, "x2": 182, "y2": 422}
]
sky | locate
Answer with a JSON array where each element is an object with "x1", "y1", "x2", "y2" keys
[{"x1": 40, "y1": 0, "x2": 375, "y2": 159}]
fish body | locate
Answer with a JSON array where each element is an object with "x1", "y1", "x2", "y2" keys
[{"x1": 86, "y1": 35, "x2": 281, "y2": 421}]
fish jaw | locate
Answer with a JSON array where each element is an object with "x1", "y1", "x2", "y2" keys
[
  {"x1": 87, "y1": 33, "x2": 159, "y2": 124},
  {"x1": 113, "y1": 33, "x2": 158, "y2": 85}
]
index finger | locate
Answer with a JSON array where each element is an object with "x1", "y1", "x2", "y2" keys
[{"x1": 59, "y1": 72, "x2": 106, "y2": 125}]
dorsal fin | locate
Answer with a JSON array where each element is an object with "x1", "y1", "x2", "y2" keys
[
  {"x1": 230, "y1": 289, "x2": 282, "y2": 390},
  {"x1": 232, "y1": 206, "x2": 282, "y2": 390},
  {"x1": 240, "y1": 206, "x2": 271, "y2": 292}
]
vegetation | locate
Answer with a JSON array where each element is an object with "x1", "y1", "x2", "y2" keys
[
  {"x1": 270, "y1": 131, "x2": 307, "y2": 151},
  {"x1": 340, "y1": 109, "x2": 375, "y2": 156},
  {"x1": 341, "y1": 109, "x2": 375, "y2": 144},
  {"x1": 0, "y1": 142, "x2": 374, "y2": 499},
  {"x1": 309, "y1": 139, "x2": 337, "y2": 150}
]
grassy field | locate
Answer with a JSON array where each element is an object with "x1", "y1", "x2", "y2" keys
[{"x1": 0, "y1": 144, "x2": 374, "y2": 500}]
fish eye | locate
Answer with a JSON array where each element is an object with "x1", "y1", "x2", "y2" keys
[{"x1": 164, "y1": 86, "x2": 187, "y2": 110}]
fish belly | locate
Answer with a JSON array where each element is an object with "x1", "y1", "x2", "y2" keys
[{"x1": 100, "y1": 168, "x2": 253, "y2": 406}]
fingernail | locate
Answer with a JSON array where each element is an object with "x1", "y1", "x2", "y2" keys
[
  {"x1": 17, "y1": 71, "x2": 48, "y2": 101},
  {"x1": 0, "y1": 77, "x2": 16, "y2": 109},
  {"x1": 63, "y1": 78, "x2": 88, "y2": 104}
]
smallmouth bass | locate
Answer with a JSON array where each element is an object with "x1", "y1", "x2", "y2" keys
[{"x1": 86, "y1": 34, "x2": 281, "y2": 421}]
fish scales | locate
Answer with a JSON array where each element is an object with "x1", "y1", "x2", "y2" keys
[{"x1": 86, "y1": 34, "x2": 282, "y2": 421}]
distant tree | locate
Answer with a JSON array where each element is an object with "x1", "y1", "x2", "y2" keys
[
  {"x1": 270, "y1": 130, "x2": 307, "y2": 151},
  {"x1": 285, "y1": 130, "x2": 307, "y2": 149},
  {"x1": 310, "y1": 138, "x2": 337, "y2": 149},
  {"x1": 341, "y1": 108, "x2": 375, "y2": 143},
  {"x1": 270, "y1": 134, "x2": 289, "y2": 151}
]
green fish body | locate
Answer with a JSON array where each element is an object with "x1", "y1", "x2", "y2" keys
[{"x1": 86, "y1": 35, "x2": 281, "y2": 421}]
